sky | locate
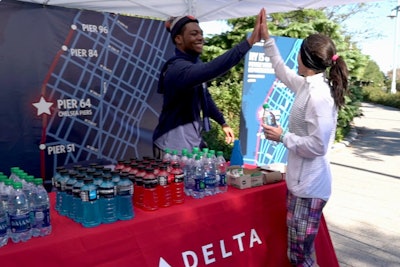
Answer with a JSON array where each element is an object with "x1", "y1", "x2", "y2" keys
[{"x1": 200, "y1": 0, "x2": 399, "y2": 74}]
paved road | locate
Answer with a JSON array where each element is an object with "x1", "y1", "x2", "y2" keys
[{"x1": 324, "y1": 102, "x2": 400, "y2": 267}]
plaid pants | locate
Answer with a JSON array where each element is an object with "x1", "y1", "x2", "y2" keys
[{"x1": 286, "y1": 190, "x2": 327, "y2": 267}]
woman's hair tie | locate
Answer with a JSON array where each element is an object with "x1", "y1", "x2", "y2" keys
[{"x1": 332, "y1": 54, "x2": 339, "y2": 62}]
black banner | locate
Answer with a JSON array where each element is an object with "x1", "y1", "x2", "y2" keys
[{"x1": 0, "y1": 0, "x2": 173, "y2": 183}]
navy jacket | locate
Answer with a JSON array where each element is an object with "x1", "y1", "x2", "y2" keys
[{"x1": 153, "y1": 40, "x2": 252, "y2": 152}]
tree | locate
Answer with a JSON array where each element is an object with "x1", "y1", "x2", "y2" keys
[
  {"x1": 201, "y1": 9, "x2": 374, "y2": 157},
  {"x1": 361, "y1": 60, "x2": 385, "y2": 88}
]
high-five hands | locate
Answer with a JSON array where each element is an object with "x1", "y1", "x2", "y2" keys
[
  {"x1": 260, "y1": 8, "x2": 270, "y2": 41},
  {"x1": 248, "y1": 8, "x2": 271, "y2": 46}
]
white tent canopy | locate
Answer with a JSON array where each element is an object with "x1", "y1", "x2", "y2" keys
[{"x1": 19, "y1": 0, "x2": 381, "y2": 21}]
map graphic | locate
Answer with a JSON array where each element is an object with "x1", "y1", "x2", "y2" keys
[
  {"x1": 241, "y1": 36, "x2": 302, "y2": 166},
  {"x1": 0, "y1": 1, "x2": 173, "y2": 180}
]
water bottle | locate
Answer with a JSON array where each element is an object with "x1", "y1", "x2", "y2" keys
[
  {"x1": 216, "y1": 151, "x2": 228, "y2": 193},
  {"x1": 203, "y1": 153, "x2": 217, "y2": 196},
  {"x1": 170, "y1": 163, "x2": 185, "y2": 204},
  {"x1": 184, "y1": 153, "x2": 194, "y2": 196},
  {"x1": 23, "y1": 175, "x2": 35, "y2": 230},
  {"x1": 192, "y1": 154, "x2": 205, "y2": 199},
  {"x1": 116, "y1": 172, "x2": 134, "y2": 220},
  {"x1": 262, "y1": 103, "x2": 279, "y2": 146},
  {"x1": 0, "y1": 176, "x2": 11, "y2": 214},
  {"x1": 180, "y1": 149, "x2": 189, "y2": 176},
  {"x1": 1, "y1": 178, "x2": 13, "y2": 234},
  {"x1": 98, "y1": 174, "x2": 117, "y2": 224},
  {"x1": 209, "y1": 149, "x2": 217, "y2": 162},
  {"x1": 156, "y1": 165, "x2": 172, "y2": 208},
  {"x1": 9, "y1": 167, "x2": 22, "y2": 182},
  {"x1": 0, "y1": 176, "x2": 5, "y2": 208},
  {"x1": 71, "y1": 174, "x2": 85, "y2": 223},
  {"x1": 0, "y1": 175, "x2": 5, "y2": 195},
  {"x1": 202, "y1": 147, "x2": 209, "y2": 157},
  {"x1": 162, "y1": 148, "x2": 172, "y2": 163},
  {"x1": 8, "y1": 182, "x2": 32, "y2": 243},
  {"x1": 170, "y1": 149, "x2": 180, "y2": 166},
  {"x1": 142, "y1": 167, "x2": 159, "y2": 211},
  {"x1": 32, "y1": 178, "x2": 51, "y2": 237},
  {"x1": 0, "y1": 192, "x2": 8, "y2": 247},
  {"x1": 80, "y1": 178, "x2": 101, "y2": 228}
]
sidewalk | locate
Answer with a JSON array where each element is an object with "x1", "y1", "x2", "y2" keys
[{"x1": 324, "y1": 102, "x2": 400, "y2": 267}]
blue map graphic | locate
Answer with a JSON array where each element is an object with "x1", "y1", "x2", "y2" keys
[{"x1": 241, "y1": 36, "x2": 302, "y2": 166}]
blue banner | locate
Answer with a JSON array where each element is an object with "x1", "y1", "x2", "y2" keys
[{"x1": 240, "y1": 36, "x2": 302, "y2": 166}]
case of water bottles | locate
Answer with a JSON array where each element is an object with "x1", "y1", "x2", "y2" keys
[{"x1": 0, "y1": 167, "x2": 52, "y2": 248}]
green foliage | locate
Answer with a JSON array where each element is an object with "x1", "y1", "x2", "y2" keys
[
  {"x1": 202, "y1": 80, "x2": 243, "y2": 159},
  {"x1": 336, "y1": 87, "x2": 362, "y2": 141},
  {"x1": 201, "y1": 8, "x2": 391, "y2": 152},
  {"x1": 361, "y1": 61, "x2": 385, "y2": 87},
  {"x1": 362, "y1": 86, "x2": 400, "y2": 108}
]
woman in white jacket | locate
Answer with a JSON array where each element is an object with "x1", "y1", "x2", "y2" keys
[{"x1": 260, "y1": 8, "x2": 349, "y2": 267}]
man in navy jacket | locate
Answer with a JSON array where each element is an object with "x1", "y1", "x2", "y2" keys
[{"x1": 153, "y1": 12, "x2": 262, "y2": 158}]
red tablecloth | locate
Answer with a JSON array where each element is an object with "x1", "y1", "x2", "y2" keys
[{"x1": 0, "y1": 181, "x2": 338, "y2": 267}]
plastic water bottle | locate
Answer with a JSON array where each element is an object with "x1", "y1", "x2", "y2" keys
[
  {"x1": 216, "y1": 151, "x2": 228, "y2": 193},
  {"x1": 116, "y1": 172, "x2": 134, "y2": 220},
  {"x1": 31, "y1": 178, "x2": 51, "y2": 237},
  {"x1": 170, "y1": 149, "x2": 180, "y2": 166},
  {"x1": 0, "y1": 175, "x2": 5, "y2": 196},
  {"x1": 1, "y1": 177, "x2": 12, "y2": 214},
  {"x1": 0, "y1": 192, "x2": 8, "y2": 247},
  {"x1": 262, "y1": 103, "x2": 279, "y2": 146},
  {"x1": 1, "y1": 178, "x2": 13, "y2": 234},
  {"x1": 71, "y1": 174, "x2": 85, "y2": 223},
  {"x1": 192, "y1": 154, "x2": 205, "y2": 199},
  {"x1": 9, "y1": 167, "x2": 22, "y2": 182},
  {"x1": 156, "y1": 165, "x2": 172, "y2": 208},
  {"x1": 8, "y1": 182, "x2": 32, "y2": 243},
  {"x1": 98, "y1": 174, "x2": 117, "y2": 223},
  {"x1": 203, "y1": 153, "x2": 217, "y2": 196},
  {"x1": 209, "y1": 149, "x2": 217, "y2": 162},
  {"x1": 170, "y1": 163, "x2": 185, "y2": 204},
  {"x1": 142, "y1": 167, "x2": 159, "y2": 211},
  {"x1": 184, "y1": 153, "x2": 194, "y2": 196},
  {"x1": 162, "y1": 148, "x2": 172, "y2": 163},
  {"x1": 80, "y1": 178, "x2": 101, "y2": 228},
  {"x1": 180, "y1": 149, "x2": 189, "y2": 176},
  {"x1": 23, "y1": 175, "x2": 35, "y2": 230}
]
